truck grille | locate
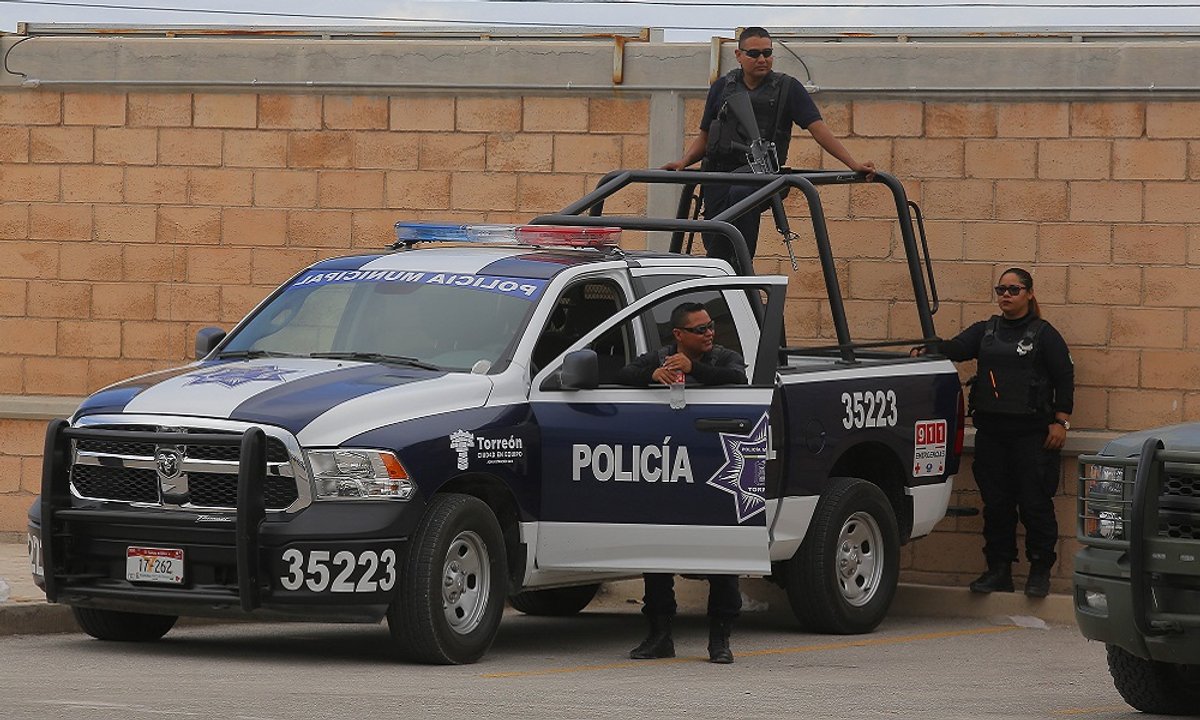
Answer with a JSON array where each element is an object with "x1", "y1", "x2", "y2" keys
[
  {"x1": 1159, "y1": 521, "x2": 1200, "y2": 540},
  {"x1": 69, "y1": 422, "x2": 305, "y2": 511},
  {"x1": 1159, "y1": 472, "x2": 1200, "y2": 540},
  {"x1": 72, "y1": 465, "x2": 158, "y2": 503},
  {"x1": 75, "y1": 426, "x2": 290, "y2": 463},
  {"x1": 188, "y1": 471, "x2": 298, "y2": 508},
  {"x1": 1164, "y1": 473, "x2": 1200, "y2": 498}
]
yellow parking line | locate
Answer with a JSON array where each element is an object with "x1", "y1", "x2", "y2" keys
[
  {"x1": 1052, "y1": 705, "x2": 1129, "y2": 716},
  {"x1": 481, "y1": 624, "x2": 1021, "y2": 678}
]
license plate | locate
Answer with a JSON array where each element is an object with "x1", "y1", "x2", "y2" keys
[{"x1": 126, "y1": 546, "x2": 184, "y2": 585}]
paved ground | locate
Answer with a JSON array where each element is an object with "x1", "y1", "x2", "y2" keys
[
  {"x1": 0, "y1": 609, "x2": 1140, "y2": 720},
  {"x1": 0, "y1": 539, "x2": 1152, "y2": 719}
]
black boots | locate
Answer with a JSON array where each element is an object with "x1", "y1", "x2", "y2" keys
[
  {"x1": 1025, "y1": 562, "x2": 1052, "y2": 598},
  {"x1": 708, "y1": 618, "x2": 734, "y2": 664},
  {"x1": 969, "y1": 563, "x2": 1014, "y2": 593},
  {"x1": 629, "y1": 614, "x2": 675, "y2": 659},
  {"x1": 969, "y1": 562, "x2": 1053, "y2": 596},
  {"x1": 629, "y1": 615, "x2": 734, "y2": 663}
]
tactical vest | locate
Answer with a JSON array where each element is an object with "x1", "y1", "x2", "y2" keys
[
  {"x1": 969, "y1": 317, "x2": 1053, "y2": 417},
  {"x1": 703, "y1": 70, "x2": 792, "y2": 172}
]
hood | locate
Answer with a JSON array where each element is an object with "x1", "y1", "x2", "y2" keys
[
  {"x1": 1096, "y1": 422, "x2": 1200, "y2": 460},
  {"x1": 76, "y1": 358, "x2": 494, "y2": 444}
]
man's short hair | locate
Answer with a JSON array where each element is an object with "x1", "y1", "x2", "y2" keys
[
  {"x1": 671, "y1": 302, "x2": 708, "y2": 329},
  {"x1": 738, "y1": 27, "x2": 771, "y2": 47}
]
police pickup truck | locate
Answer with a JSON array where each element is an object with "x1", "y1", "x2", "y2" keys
[
  {"x1": 1076, "y1": 430, "x2": 1200, "y2": 714},
  {"x1": 28, "y1": 168, "x2": 963, "y2": 664}
]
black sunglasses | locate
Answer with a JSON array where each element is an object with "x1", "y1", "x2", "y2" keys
[
  {"x1": 739, "y1": 48, "x2": 773, "y2": 58},
  {"x1": 994, "y1": 285, "x2": 1027, "y2": 297},
  {"x1": 677, "y1": 321, "x2": 716, "y2": 335}
]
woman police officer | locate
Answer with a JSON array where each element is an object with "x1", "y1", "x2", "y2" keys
[{"x1": 936, "y1": 268, "x2": 1074, "y2": 597}]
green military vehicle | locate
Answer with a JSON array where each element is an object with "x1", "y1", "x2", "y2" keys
[{"x1": 1076, "y1": 427, "x2": 1200, "y2": 714}]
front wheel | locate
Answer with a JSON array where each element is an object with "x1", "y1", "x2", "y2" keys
[
  {"x1": 784, "y1": 477, "x2": 900, "y2": 634},
  {"x1": 72, "y1": 607, "x2": 177, "y2": 642},
  {"x1": 1107, "y1": 644, "x2": 1200, "y2": 715},
  {"x1": 387, "y1": 493, "x2": 508, "y2": 664}
]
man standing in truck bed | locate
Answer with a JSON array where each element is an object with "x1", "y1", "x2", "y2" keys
[{"x1": 662, "y1": 26, "x2": 876, "y2": 265}]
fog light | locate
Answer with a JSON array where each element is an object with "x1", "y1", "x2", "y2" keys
[{"x1": 1084, "y1": 590, "x2": 1108, "y2": 614}]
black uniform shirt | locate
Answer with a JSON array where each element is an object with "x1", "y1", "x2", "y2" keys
[
  {"x1": 616, "y1": 344, "x2": 748, "y2": 387},
  {"x1": 699, "y1": 71, "x2": 822, "y2": 135},
  {"x1": 939, "y1": 313, "x2": 1075, "y2": 434}
]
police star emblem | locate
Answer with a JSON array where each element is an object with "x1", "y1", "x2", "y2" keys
[
  {"x1": 705, "y1": 413, "x2": 770, "y2": 523},
  {"x1": 185, "y1": 364, "x2": 299, "y2": 388}
]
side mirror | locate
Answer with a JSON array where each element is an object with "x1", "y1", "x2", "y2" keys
[
  {"x1": 195, "y1": 327, "x2": 226, "y2": 359},
  {"x1": 559, "y1": 349, "x2": 599, "y2": 390}
]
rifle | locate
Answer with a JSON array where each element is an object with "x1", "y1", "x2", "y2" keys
[{"x1": 724, "y1": 92, "x2": 800, "y2": 271}]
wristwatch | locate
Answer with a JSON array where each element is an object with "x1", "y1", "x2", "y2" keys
[{"x1": 1053, "y1": 418, "x2": 1070, "y2": 430}]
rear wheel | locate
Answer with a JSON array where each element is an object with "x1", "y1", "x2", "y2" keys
[
  {"x1": 785, "y1": 477, "x2": 900, "y2": 634},
  {"x1": 72, "y1": 607, "x2": 177, "y2": 642},
  {"x1": 388, "y1": 493, "x2": 507, "y2": 664},
  {"x1": 509, "y1": 584, "x2": 600, "y2": 616},
  {"x1": 1107, "y1": 644, "x2": 1200, "y2": 715}
]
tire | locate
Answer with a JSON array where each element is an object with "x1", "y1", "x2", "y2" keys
[
  {"x1": 71, "y1": 607, "x2": 177, "y2": 642},
  {"x1": 1107, "y1": 644, "x2": 1200, "y2": 715},
  {"x1": 388, "y1": 493, "x2": 508, "y2": 664},
  {"x1": 784, "y1": 477, "x2": 900, "y2": 634},
  {"x1": 509, "y1": 584, "x2": 600, "y2": 616}
]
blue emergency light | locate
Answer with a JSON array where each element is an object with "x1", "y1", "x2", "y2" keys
[{"x1": 393, "y1": 222, "x2": 471, "y2": 244}]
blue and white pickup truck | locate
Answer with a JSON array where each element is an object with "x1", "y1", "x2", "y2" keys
[{"x1": 28, "y1": 169, "x2": 963, "y2": 664}]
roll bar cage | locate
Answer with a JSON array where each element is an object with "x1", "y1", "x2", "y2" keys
[{"x1": 530, "y1": 168, "x2": 941, "y2": 363}]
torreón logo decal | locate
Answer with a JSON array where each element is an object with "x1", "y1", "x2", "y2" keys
[
  {"x1": 449, "y1": 430, "x2": 475, "y2": 470},
  {"x1": 449, "y1": 430, "x2": 525, "y2": 470}
]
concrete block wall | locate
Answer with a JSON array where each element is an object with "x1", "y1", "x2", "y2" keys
[
  {"x1": 1, "y1": 74, "x2": 1198, "y2": 590},
  {"x1": 0, "y1": 88, "x2": 655, "y2": 534}
]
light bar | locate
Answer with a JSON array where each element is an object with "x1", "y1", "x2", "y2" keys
[
  {"x1": 392, "y1": 221, "x2": 621, "y2": 249},
  {"x1": 516, "y1": 225, "x2": 621, "y2": 248}
]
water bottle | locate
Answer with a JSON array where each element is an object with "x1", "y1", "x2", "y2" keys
[
  {"x1": 669, "y1": 370, "x2": 686, "y2": 410},
  {"x1": 0, "y1": 577, "x2": 10, "y2": 603}
]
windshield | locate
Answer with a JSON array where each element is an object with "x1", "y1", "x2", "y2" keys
[{"x1": 221, "y1": 268, "x2": 548, "y2": 371}]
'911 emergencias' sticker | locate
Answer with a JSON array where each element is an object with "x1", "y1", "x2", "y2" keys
[{"x1": 913, "y1": 419, "x2": 947, "y2": 477}]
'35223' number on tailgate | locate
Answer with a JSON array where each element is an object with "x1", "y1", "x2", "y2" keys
[
  {"x1": 841, "y1": 390, "x2": 899, "y2": 430},
  {"x1": 279, "y1": 548, "x2": 397, "y2": 593}
]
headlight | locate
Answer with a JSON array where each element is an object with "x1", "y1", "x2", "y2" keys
[
  {"x1": 307, "y1": 449, "x2": 415, "y2": 500},
  {"x1": 1083, "y1": 464, "x2": 1126, "y2": 540}
]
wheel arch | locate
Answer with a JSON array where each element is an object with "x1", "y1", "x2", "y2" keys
[
  {"x1": 828, "y1": 440, "x2": 912, "y2": 542},
  {"x1": 435, "y1": 472, "x2": 525, "y2": 589}
]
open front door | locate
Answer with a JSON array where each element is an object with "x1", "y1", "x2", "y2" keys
[{"x1": 529, "y1": 276, "x2": 786, "y2": 575}]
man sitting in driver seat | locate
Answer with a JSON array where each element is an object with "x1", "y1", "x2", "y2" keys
[
  {"x1": 615, "y1": 302, "x2": 746, "y2": 387},
  {"x1": 616, "y1": 301, "x2": 747, "y2": 664}
]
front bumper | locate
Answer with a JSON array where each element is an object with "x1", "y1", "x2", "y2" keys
[
  {"x1": 1074, "y1": 547, "x2": 1200, "y2": 666},
  {"x1": 30, "y1": 420, "x2": 423, "y2": 623}
]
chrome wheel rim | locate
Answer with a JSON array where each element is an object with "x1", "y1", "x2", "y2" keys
[
  {"x1": 836, "y1": 511, "x2": 884, "y2": 608},
  {"x1": 442, "y1": 530, "x2": 490, "y2": 634}
]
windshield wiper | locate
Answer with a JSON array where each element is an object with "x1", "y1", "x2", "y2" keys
[
  {"x1": 216, "y1": 349, "x2": 297, "y2": 359},
  {"x1": 309, "y1": 352, "x2": 441, "y2": 371}
]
